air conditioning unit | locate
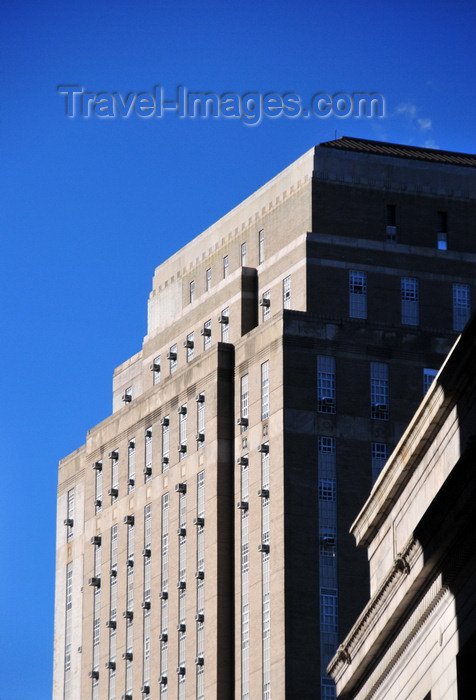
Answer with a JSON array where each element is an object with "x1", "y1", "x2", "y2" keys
[
  {"x1": 166, "y1": 351, "x2": 177, "y2": 361},
  {"x1": 258, "y1": 544, "x2": 270, "y2": 553},
  {"x1": 237, "y1": 456, "x2": 248, "y2": 466},
  {"x1": 89, "y1": 670, "x2": 99, "y2": 679},
  {"x1": 145, "y1": 428, "x2": 152, "y2": 438},
  {"x1": 195, "y1": 613, "x2": 204, "y2": 623},
  {"x1": 143, "y1": 466, "x2": 152, "y2": 476},
  {"x1": 128, "y1": 439, "x2": 135, "y2": 449},
  {"x1": 321, "y1": 397, "x2": 335, "y2": 406},
  {"x1": 122, "y1": 695, "x2": 132, "y2": 700},
  {"x1": 159, "y1": 632, "x2": 168, "y2": 642},
  {"x1": 108, "y1": 488, "x2": 118, "y2": 498},
  {"x1": 175, "y1": 483, "x2": 186, "y2": 493},
  {"x1": 193, "y1": 516, "x2": 204, "y2": 527},
  {"x1": 237, "y1": 501, "x2": 249, "y2": 511},
  {"x1": 177, "y1": 444, "x2": 187, "y2": 453},
  {"x1": 160, "y1": 417, "x2": 169, "y2": 426},
  {"x1": 109, "y1": 569, "x2": 117, "y2": 578},
  {"x1": 177, "y1": 527, "x2": 186, "y2": 537},
  {"x1": 259, "y1": 297, "x2": 271, "y2": 307},
  {"x1": 374, "y1": 403, "x2": 388, "y2": 412},
  {"x1": 105, "y1": 620, "x2": 116, "y2": 629},
  {"x1": 195, "y1": 432, "x2": 205, "y2": 442},
  {"x1": 237, "y1": 417, "x2": 248, "y2": 427},
  {"x1": 258, "y1": 488, "x2": 269, "y2": 498},
  {"x1": 122, "y1": 652, "x2": 133, "y2": 661},
  {"x1": 177, "y1": 581, "x2": 186, "y2": 590},
  {"x1": 195, "y1": 393, "x2": 205, "y2": 403},
  {"x1": 195, "y1": 571, "x2": 204, "y2": 580},
  {"x1": 92, "y1": 461, "x2": 102, "y2": 470},
  {"x1": 159, "y1": 591, "x2": 168, "y2": 600},
  {"x1": 141, "y1": 685, "x2": 150, "y2": 694},
  {"x1": 183, "y1": 340, "x2": 194, "y2": 349},
  {"x1": 176, "y1": 623, "x2": 186, "y2": 632},
  {"x1": 176, "y1": 666, "x2": 186, "y2": 676},
  {"x1": 91, "y1": 536, "x2": 101, "y2": 546},
  {"x1": 142, "y1": 548, "x2": 151, "y2": 558},
  {"x1": 108, "y1": 451, "x2": 118, "y2": 460},
  {"x1": 105, "y1": 660, "x2": 116, "y2": 669},
  {"x1": 177, "y1": 405, "x2": 187, "y2": 415},
  {"x1": 141, "y1": 601, "x2": 151, "y2": 610},
  {"x1": 150, "y1": 362, "x2": 160, "y2": 372},
  {"x1": 123, "y1": 515, "x2": 134, "y2": 525},
  {"x1": 88, "y1": 577, "x2": 101, "y2": 588},
  {"x1": 218, "y1": 314, "x2": 229, "y2": 324},
  {"x1": 127, "y1": 478, "x2": 135, "y2": 487},
  {"x1": 195, "y1": 656, "x2": 204, "y2": 666},
  {"x1": 122, "y1": 393, "x2": 132, "y2": 403},
  {"x1": 162, "y1": 456, "x2": 169, "y2": 465},
  {"x1": 64, "y1": 518, "x2": 73, "y2": 527},
  {"x1": 94, "y1": 499, "x2": 102, "y2": 508},
  {"x1": 127, "y1": 558, "x2": 134, "y2": 568},
  {"x1": 122, "y1": 611, "x2": 133, "y2": 620},
  {"x1": 321, "y1": 536, "x2": 336, "y2": 547},
  {"x1": 159, "y1": 675, "x2": 168, "y2": 685},
  {"x1": 257, "y1": 443, "x2": 269, "y2": 454},
  {"x1": 200, "y1": 327, "x2": 211, "y2": 337}
]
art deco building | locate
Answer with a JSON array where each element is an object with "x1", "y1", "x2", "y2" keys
[{"x1": 53, "y1": 137, "x2": 476, "y2": 700}]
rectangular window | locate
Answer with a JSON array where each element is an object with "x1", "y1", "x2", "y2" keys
[
  {"x1": 206, "y1": 268, "x2": 211, "y2": 291},
  {"x1": 203, "y1": 319, "x2": 212, "y2": 350},
  {"x1": 185, "y1": 332, "x2": 194, "y2": 362},
  {"x1": 386, "y1": 204, "x2": 397, "y2": 241},
  {"x1": 423, "y1": 367, "x2": 438, "y2": 395},
  {"x1": 261, "y1": 361, "x2": 270, "y2": 420},
  {"x1": 262, "y1": 290, "x2": 271, "y2": 321},
  {"x1": 160, "y1": 494, "x2": 169, "y2": 693},
  {"x1": 241, "y1": 242, "x2": 247, "y2": 266},
  {"x1": 127, "y1": 439, "x2": 135, "y2": 493},
  {"x1": 320, "y1": 587, "x2": 338, "y2": 633},
  {"x1": 258, "y1": 229, "x2": 264, "y2": 264},
  {"x1": 64, "y1": 563, "x2": 73, "y2": 699},
  {"x1": 223, "y1": 255, "x2": 229, "y2": 279},
  {"x1": 189, "y1": 280, "x2": 195, "y2": 304},
  {"x1": 66, "y1": 488, "x2": 74, "y2": 541},
  {"x1": 95, "y1": 463, "x2": 102, "y2": 514},
  {"x1": 371, "y1": 442, "x2": 389, "y2": 483},
  {"x1": 221, "y1": 307, "x2": 229, "y2": 342},
  {"x1": 453, "y1": 284, "x2": 470, "y2": 331},
  {"x1": 144, "y1": 428, "x2": 152, "y2": 482},
  {"x1": 169, "y1": 343, "x2": 178, "y2": 373},
  {"x1": 152, "y1": 355, "x2": 161, "y2": 385},
  {"x1": 318, "y1": 356, "x2": 336, "y2": 413},
  {"x1": 349, "y1": 270, "x2": 367, "y2": 319},
  {"x1": 437, "y1": 232, "x2": 447, "y2": 250},
  {"x1": 179, "y1": 406, "x2": 187, "y2": 460},
  {"x1": 161, "y1": 416, "x2": 170, "y2": 472},
  {"x1": 197, "y1": 395, "x2": 205, "y2": 447},
  {"x1": 111, "y1": 452, "x2": 119, "y2": 501},
  {"x1": 371, "y1": 362, "x2": 389, "y2": 419},
  {"x1": 240, "y1": 374, "x2": 249, "y2": 425},
  {"x1": 401, "y1": 277, "x2": 419, "y2": 325},
  {"x1": 283, "y1": 275, "x2": 291, "y2": 309}
]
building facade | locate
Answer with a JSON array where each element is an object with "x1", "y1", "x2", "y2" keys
[
  {"x1": 53, "y1": 138, "x2": 476, "y2": 699},
  {"x1": 328, "y1": 313, "x2": 476, "y2": 700}
]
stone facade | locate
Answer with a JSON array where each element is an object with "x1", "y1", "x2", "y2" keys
[{"x1": 53, "y1": 137, "x2": 476, "y2": 700}]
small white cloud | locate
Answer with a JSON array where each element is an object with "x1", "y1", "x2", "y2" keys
[
  {"x1": 417, "y1": 118, "x2": 432, "y2": 131},
  {"x1": 423, "y1": 138, "x2": 439, "y2": 149},
  {"x1": 395, "y1": 102, "x2": 418, "y2": 118}
]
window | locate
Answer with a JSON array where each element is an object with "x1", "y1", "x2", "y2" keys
[
  {"x1": 223, "y1": 255, "x2": 229, "y2": 279},
  {"x1": 261, "y1": 361, "x2": 270, "y2": 420},
  {"x1": 283, "y1": 275, "x2": 291, "y2": 309},
  {"x1": 319, "y1": 479, "x2": 336, "y2": 501},
  {"x1": 110, "y1": 451, "x2": 119, "y2": 501},
  {"x1": 169, "y1": 343, "x2": 178, "y2": 373},
  {"x1": 401, "y1": 277, "x2": 419, "y2": 325},
  {"x1": 438, "y1": 211, "x2": 448, "y2": 249},
  {"x1": 453, "y1": 284, "x2": 470, "y2": 331},
  {"x1": 349, "y1": 270, "x2": 367, "y2": 319},
  {"x1": 66, "y1": 488, "x2": 74, "y2": 541},
  {"x1": 127, "y1": 439, "x2": 135, "y2": 493},
  {"x1": 64, "y1": 563, "x2": 73, "y2": 699},
  {"x1": 197, "y1": 394, "x2": 205, "y2": 447},
  {"x1": 372, "y1": 442, "x2": 389, "y2": 483},
  {"x1": 179, "y1": 405, "x2": 187, "y2": 460},
  {"x1": 206, "y1": 268, "x2": 211, "y2": 291},
  {"x1": 203, "y1": 319, "x2": 212, "y2": 350},
  {"x1": 320, "y1": 587, "x2": 338, "y2": 633},
  {"x1": 160, "y1": 494, "x2": 169, "y2": 694},
  {"x1": 241, "y1": 242, "x2": 247, "y2": 266},
  {"x1": 185, "y1": 332, "x2": 194, "y2": 362},
  {"x1": 221, "y1": 307, "x2": 229, "y2": 342},
  {"x1": 240, "y1": 374, "x2": 249, "y2": 428},
  {"x1": 386, "y1": 204, "x2": 397, "y2": 241},
  {"x1": 262, "y1": 290, "x2": 271, "y2": 321},
  {"x1": 144, "y1": 428, "x2": 152, "y2": 482},
  {"x1": 161, "y1": 417, "x2": 170, "y2": 472},
  {"x1": 423, "y1": 367, "x2": 438, "y2": 395},
  {"x1": 258, "y1": 229, "x2": 264, "y2": 264},
  {"x1": 152, "y1": 356, "x2": 161, "y2": 385},
  {"x1": 318, "y1": 356, "x2": 336, "y2": 413},
  {"x1": 189, "y1": 280, "x2": 195, "y2": 304},
  {"x1": 370, "y1": 362, "x2": 389, "y2": 419},
  {"x1": 437, "y1": 233, "x2": 447, "y2": 250},
  {"x1": 95, "y1": 462, "x2": 102, "y2": 513}
]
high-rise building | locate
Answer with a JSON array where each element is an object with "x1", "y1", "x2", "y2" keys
[{"x1": 53, "y1": 137, "x2": 476, "y2": 700}]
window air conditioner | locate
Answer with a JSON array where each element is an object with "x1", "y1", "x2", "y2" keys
[
  {"x1": 237, "y1": 501, "x2": 249, "y2": 510},
  {"x1": 105, "y1": 660, "x2": 116, "y2": 669},
  {"x1": 258, "y1": 544, "x2": 270, "y2": 553},
  {"x1": 159, "y1": 632, "x2": 168, "y2": 642},
  {"x1": 123, "y1": 515, "x2": 134, "y2": 525},
  {"x1": 105, "y1": 620, "x2": 116, "y2": 629},
  {"x1": 166, "y1": 351, "x2": 177, "y2": 361},
  {"x1": 162, "y1": 456, "x2": 169, "y2": 465},
  {"x1": 195, "y1": 613, "x2": 204, "y2": 623},
  {"x1": 200, "y1": 327, "x2": 211, "y2": 337},
  {"x1": 195, "y1": 393, "x2": 205, "y2": 402},
  {"x1": 259, "y1": 297, "x2": 271, "y2": 307},
  {"x1": 141, "y1": 601, "x2": 151, "y2": 610},
  {"x1": 143, "y1": 466, "x2": 152, "y2": 476},
  {"x1": 177, "y1": 581, "x2": 186, "y2": 590},
  {"x1": 195, "y1": 432, "x2": 205, "y2": 442},
  {"x1": 176, "y1": 667, "x2": 186, "y2": 676},
  {"x1": 109, "y1": 569, "x2": 117, "y2": 578},
  {"x1": 177, "y1": 405, "x2": 187, "y2": 414},
  {"x1": 142, "y1": 548, "x2": 151, "y2": 558},
  {"x1": 108, "y1": 451, "x2": 118, "y2": 460},
  {"x1": 175, "y1": 483, "x2": 186, "y2": 494},
  {"x1": 92, "y1": 461, "x2": 102, "y2": 470},
  {"x1": 176, "y1": 623, "x2": 186, "y2": 632},
  {"x1": 145, "y1": 428, "x2": 152, "y2": 438},
  {"x1": 127, "y1": 478, "x2": 135, "y2": 487},
  {"x1": 64, "y1": 518, "x2": 73, "y2": 527},
  {"x1": 159, "y1": 675, "x2": 167, "y2": 685},
  {"x1": 159, "y1": 591, "x2": 168, "y2": 600},
  {"x1": 183, "y1": 340, "x2": 194, "y2": 349},
  {"x1": 237, "y1": 456, "x2": 248, "y2": 466},
  {"x1": 374, "y1": 403, "x2": 388, "y2": 412},
  {"x1": 195, "y1": 656, "x2": 204, "y2": 666},
  {"x1": 193, "y1": 517, "x2": 204, "y2": 527},
  {"x1": 160, "y1": 417, "x2": 169, "y2": 426},
  {"x1": 141, "y1": 685, "x2": 150, "y2": 694},
  {"x1": 195, "y1": 571, "x2": 204, "y2": 580},
  {"x1": 218, "y1": 314, "x2": 229, "y2": 324},
  {"x1": 150, "y1": 362, "x2": 160, "y2": 372},
  {"x1": 321, "y1": 397, "x2": 335, "y2": 406},
  {"x1": 89, "y1": 670, "x2": 99, "y2": 679},
  {"x1": 237, "y1": 417, "x2": 248, "y2": 427},
  {"x1": 177, "y1": 527, "x2": 186, "y2": 537},
  {"x1": 122, "y1": 652, "x2": 133, "y2": 660},
  {"x1": 177, "y1": 444, "x2": 187, "y2": 453},
  {"x1": 258, "y1": 488, "x2": 269, "y2": 498},
  {"x1": 122, "y1": 393, "x2": 132, "y2": 403},
  {"x1": 88, "y1": 577, "x2": 101, "y2": 588},
  {"x1": 91, "y1": 536, "x2": 102, "y2": 546},
  {"x1": 122, "y1": 611, "x2": 133, "y2": 620},
  {"x1": 108, "y1": 488, "x2": 118, "y2": 498},
  {"x1": 127, "y1": 558, "x2": 134, "y2": 568},
  {"x1": 95, "y1": 499, "x2": 102, "y2": 508},
  {"x1": 257, "y1": 443, "x2": 269, "y2": 454}
]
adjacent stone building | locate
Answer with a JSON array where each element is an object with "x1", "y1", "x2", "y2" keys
[
  {"x1": 53, "y1": 137, "x2": 476, "y2": 700},
  {"x1": 328, "y1": 312, "x2": 476, "y2": 700}
]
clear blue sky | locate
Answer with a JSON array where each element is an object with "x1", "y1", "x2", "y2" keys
[{"x1": 0, "y1": 1, "x2": 475, "y2": 697}]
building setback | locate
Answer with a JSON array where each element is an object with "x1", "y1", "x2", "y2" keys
[{"x1": 53, "y1": 137, "x2": 476, "y2": 700}]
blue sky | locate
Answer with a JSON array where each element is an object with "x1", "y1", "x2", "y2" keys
[{"x1": 0, "y1": 1, "x2": 475, "y2": 697}]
